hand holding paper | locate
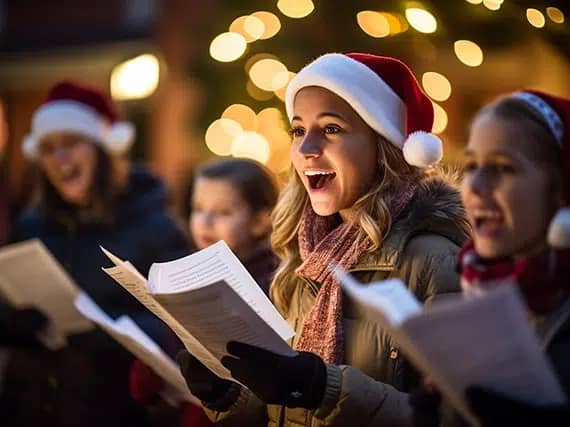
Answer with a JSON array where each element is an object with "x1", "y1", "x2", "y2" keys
[
  {"x1": 101, "y1": 241, "x2": 295, "y2": 384},
  {"x1": 333, "y1": 265, "x2": 567, "y2": 426}
]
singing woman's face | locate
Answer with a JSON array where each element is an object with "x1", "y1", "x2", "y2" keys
[
  {"x1": 461, "y1": 113, "x2": 558, "y2": 259},
  {"x1": 38, "y1": 132, "x2": 98, "y2": 206},
  {"x1": 290, "y1": 86, "x2": 378, "y2": 218}
]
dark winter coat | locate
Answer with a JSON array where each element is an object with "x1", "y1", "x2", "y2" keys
[{"x1": 0, "y1": 165, "x2": 189, "y2": 427}]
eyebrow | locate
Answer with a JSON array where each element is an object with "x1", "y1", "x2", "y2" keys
[
  {"x1": 291, "y1": 112, "x2": 349, "y2": 122},
  {"x1": 463, "y1": 148, "x2": 516, "y2": 160}
]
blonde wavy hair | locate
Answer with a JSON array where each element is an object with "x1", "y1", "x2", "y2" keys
[{"x1": 270, "y1": 135, "x2": 430, "y2": 313}]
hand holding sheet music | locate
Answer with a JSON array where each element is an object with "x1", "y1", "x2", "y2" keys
[
  {"x1": 0, "y1": 239, "x2": 93, "y2": 348},
  {"x1": 101, "y1": 241, "x2": 295, "y2": 383},
  {"x1": 333, "y1": 266, "x2": 567, "y2": 426}
]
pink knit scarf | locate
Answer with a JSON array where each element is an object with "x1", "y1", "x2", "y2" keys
[{"x1": 295, "y1": 184, "x2": 416, "y2": 364}]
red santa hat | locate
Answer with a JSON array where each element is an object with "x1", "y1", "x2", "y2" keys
[
  {"x1": 285, "y1": 52, "x2": 442, "y2": 167},
  {"x1": 22, "y1": 80, "x2": 135, "y2": 159},
  {"x1": 511, "y1": 90, "x2": 570, "y2": 249}
]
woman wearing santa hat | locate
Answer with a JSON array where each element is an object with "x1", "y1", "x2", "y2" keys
[
  {"x1": 0, "y1": 80, "x2": 189, "y2": 426},
  {"x1": 177, "y1": 53, "x2": 469, "y2": 426}
]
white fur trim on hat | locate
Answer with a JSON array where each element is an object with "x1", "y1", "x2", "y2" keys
[
  {"x1": 402, "y1": 131, "x2": 443, "y2": 167},
  {"x1": 547, "y1": 207, "x2": 570, "y2": 248},
  {"x1": 22, "y1": 100, "x2": 134, "y2": 159},
  {"x1": 285, "y1": 53, "x2": 407, "y2": 148}
]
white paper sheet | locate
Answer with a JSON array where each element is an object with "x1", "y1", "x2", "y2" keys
[
  {"x1": 148, "y1": 241, "x2": 295, "y2": 342},
  {"x1": 101, "y1": 260, "x2": 228, "y2": 379},
  {"x1": 0, "y1": 239, "x2": 93, "y2": 341},
  {"x1": 75, "y1": 293, "x2": 197, "y2": 405},
  {"x1": 335, "y1": 268, "x2": 567, "y2": 426}
]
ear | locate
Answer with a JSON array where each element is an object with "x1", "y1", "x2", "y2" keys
[{"x1": 251, "y1": 208, "x2": 273, "y2": 239}]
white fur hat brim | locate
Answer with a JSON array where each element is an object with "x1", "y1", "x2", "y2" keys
[
  {"x1": 286, "y1": 54, "x2": 407, "y2": 147},
  {"x1": 22, "y1": 100, "x2": 135, "y2": 159},
  {"x1": 285, "y1": 53, "x2": 442, "y2": 167}
]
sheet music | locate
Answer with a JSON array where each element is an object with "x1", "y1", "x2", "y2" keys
[
  {"x1": 101, "y1": 258, "x2": 229, "y2": 379},
  {"x1": 334, "y1": 267, "x2": 422, "y2": 326},
  {"x1": 148, "y1": 240, "x2": 294, "y2": 341},
  {"x1": 401, "y1": 285, "x2": 567, "y2": 421},
  {"x1": 154, "y1": 280, "x2": 296, "y2": 360},
  {"x1": 0, "y1": 239, "x2": 93, "y2": 338},
  {"x1": 75, "y1": 293, "x2": 197, "y2": 404},
  {"x1": 336, "y1": 266, "x2": 567, "y2": 426}
]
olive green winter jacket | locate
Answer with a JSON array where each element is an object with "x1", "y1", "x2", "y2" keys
[{"x1": 205, "y1": 178, "x2": 470, "y2": 427}]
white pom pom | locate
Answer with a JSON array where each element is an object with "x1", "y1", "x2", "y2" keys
[
  {"x1": 106, "y1": 122, "x2": 135, "y2": 154},
  {"x1": 22, "y1": 134, "x2": 38, "y2": 160},
  {"x1": 402, "y1": 131, "x2": 443, "y2": 167},
  {"x1": 547, "y1": 208, "x2": 570, "y2": 248}
]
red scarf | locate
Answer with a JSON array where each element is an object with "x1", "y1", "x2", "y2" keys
[
  {"x1": 295, "y1": 184, "x2": 416, "y2": 364},
  {"x1": 458, "y1": 240, "x2": 570, "y2": 314}
]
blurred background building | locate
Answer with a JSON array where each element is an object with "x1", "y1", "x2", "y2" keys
[{"x1": 1, "y1": 0, "x2": 569, "y2": 215}]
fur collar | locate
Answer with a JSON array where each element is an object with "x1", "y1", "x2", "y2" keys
[{"x1": 356, "y1": 175, "x2": 470, "y2": 269}]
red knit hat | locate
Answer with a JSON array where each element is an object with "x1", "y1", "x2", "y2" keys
[
  {"x1": 512, "y1": 90, "x2": 570, "y2": 249},
  {"x1": 22, "y1": 80, "x2": 135, "y2": 159},
  {"x1": 285, "y1": 52, "x2": 442, "y2": 167}
]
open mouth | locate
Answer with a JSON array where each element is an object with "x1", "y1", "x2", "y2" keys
[
  {"x1": 60, "y1": 164, "x2": 82, "y2": 183},
  {"x1": 472, "y1": 208, "x2": 504, "y2": 234},
  {"x1": 305, "y1": 171, "x2": 336, "y2": 190}
]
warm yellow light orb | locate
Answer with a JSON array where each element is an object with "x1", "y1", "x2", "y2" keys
[
  {"x1": 422, "y1": 72, "x2": 452, "y2": 102},
  {"x1": 357, "y1": 11, "x2": 390, "y2": 38},
  {"x1": 222, "y1": 104, "x2": 257, "y2": 131},
  {"x1": 209, "y1": 32, "x2": 247, "y2": 62},
  {"x1": 277, "y1": 0, "x2": 315, "y2": 19},
  {"x1": 454, "y1": 40, "x2": 484, "y2": 67},
  {"x1": 251, "y1": 11, "x2": 282, "y2": 39},
  {"x1": 483, "y1": 0, "x2": 503, "y2": 11},
  {"x1": 231, "y1": 131, "x2": 271, "y2": 164},
  {"x1": 432, "y1": 102, "x2": 448, "y2": 134},
  {"x1": 546, "y1": 7, "x2": 565, "y2": 24},
  {"x1": 205, "y1": 118, "x2": 243, "y2": 156},
  {"x1": 526, "y1": 8, "x2": 546, "y2": 28},
  {"x1": 111, "y1": 54, "x2": 160, "y2": 101},
  {"x1": 249, "y1": 58, "x2": 289, "y2": 91},
  {"x1": 244, "y1": 15, "x2": 265, "y2": 40},
  {"x1": 405, "y1": 8, "x2": 437, "y2": 33}
]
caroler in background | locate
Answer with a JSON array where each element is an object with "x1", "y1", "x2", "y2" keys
[
  {"x1": 0, "y1": 81, "x2": 189, "y2": 427},
  {"x1": 412, "y1": 91, "x2": 570, "y2": 427},
  {"x1": 130, "y1": 158, "x2": 280, "y2": 427}
]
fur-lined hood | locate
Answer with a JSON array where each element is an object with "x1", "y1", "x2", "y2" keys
[{"x1": 356, "y1": 175, "x2": 470, "y2": 269}]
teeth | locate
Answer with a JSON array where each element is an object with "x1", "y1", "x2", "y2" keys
[
  {"x1": 304, "y1": 171, "x2": 334, "y2": 176},
  {"x1": 473, "y1": 209, "x2": 501, "y2": 219}
]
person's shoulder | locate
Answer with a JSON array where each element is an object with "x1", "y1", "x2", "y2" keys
[
  {"x1": 12, "y1": 208, "x2": 42, "y2": 240},
  {"x1": 404, "y1": 232, "x2": 461, "y2": 259}
]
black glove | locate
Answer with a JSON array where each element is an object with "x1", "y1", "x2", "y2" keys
[
  {"x1": 466, "y1": 386, "x2": 570, "y2": 427},
  {"x1": 409, "y1": 387, "x2": 442, "y2": 427},
  {"x1": 0, "y1": 307, "x2": 49, "y2": 347},
  {"x1": 221, "y1": 341, "x2": 327, "y2": 409},
  {"x1": 176, "y1": 350, "x2": 240, "y2": 411}
]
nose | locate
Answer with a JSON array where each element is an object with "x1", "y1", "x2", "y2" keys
[
  {"x1": 194, "y1": 211, "x2": 215, "y2": 226},
  {"x1": 468, "y1": 167, "x2": 492, "y2": 196},
  {"x1": 296, "y1": 130, "x2": 323, "y2": 159}
]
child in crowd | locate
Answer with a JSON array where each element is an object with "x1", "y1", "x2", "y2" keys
[
  {"x1": 178, "y1": 52, "x2": 469, "y2": 427},
  {"x1": 412, "y1": 90, "x2": 570, "y2": 427},
  {"x1": 130, "y1": 158, "x2": 280, "y2": 426}
]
